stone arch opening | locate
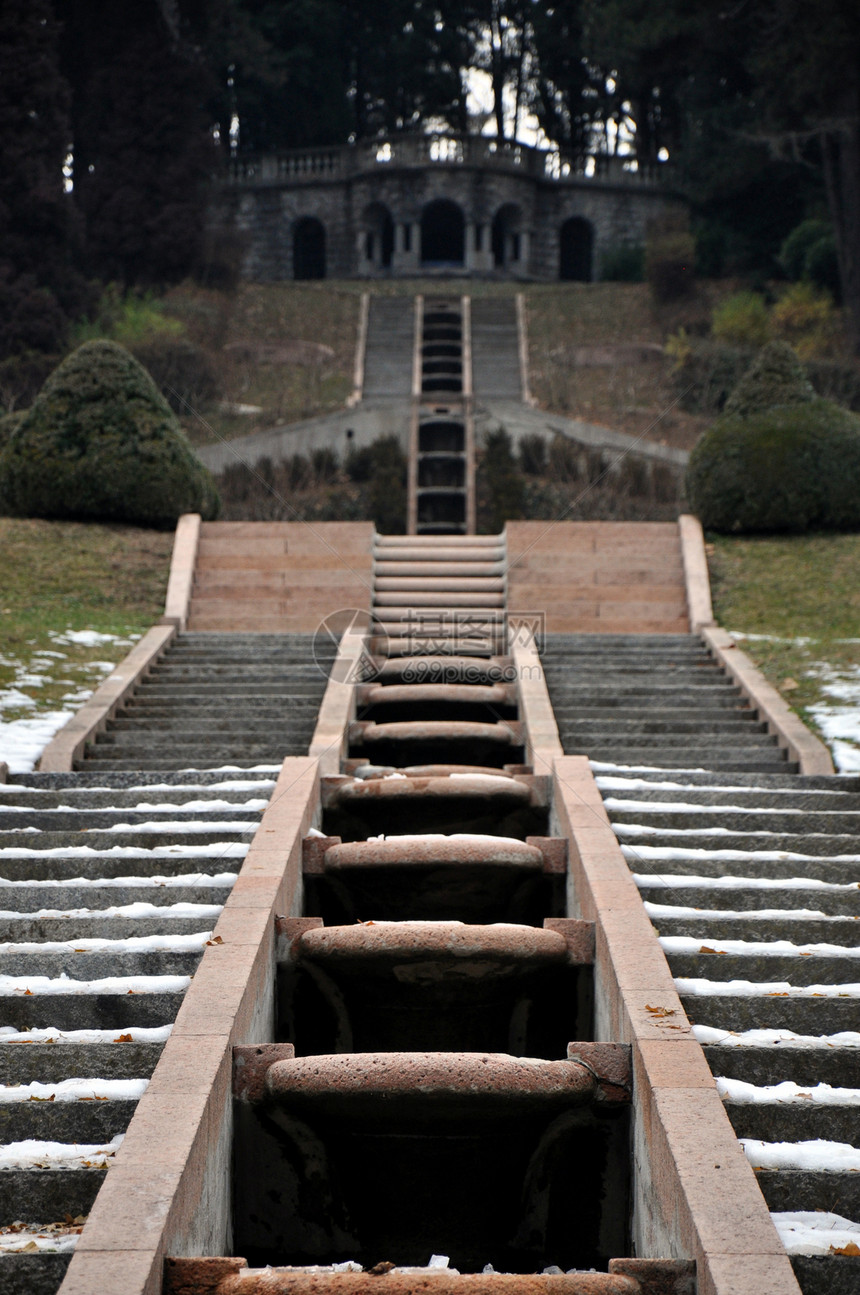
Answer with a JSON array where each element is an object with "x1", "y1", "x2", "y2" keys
[
  {"x1": 363, "y1": 202, "x2": 395, "y2": 270},
  {"x1": 559, "y1": 217, "x2": 594, "y2": 282},
  {"x1": 492, "y1": 203, "x2": 522, "y2": 268},
  {"x1": 421, "y1": 199, "x2": 465, "y2": 265},
  {"x1": 293, "y1": 217, "x2": 326, "y2": 280}
]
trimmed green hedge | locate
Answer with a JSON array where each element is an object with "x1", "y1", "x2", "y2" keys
[
  {"x1": 0, "y1": 339, "x2": 218, "y2": 527},
  {"x1": 686, "y1": 398, "x2": 860, "y2": 532}
]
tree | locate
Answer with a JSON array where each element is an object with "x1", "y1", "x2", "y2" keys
[
  {"x1": 746, "y1": 0, "x2": 860, "y2": 347},
  {"x1": 57, "y1": 0, "x2": 219, "y2": 285},
  {"x1": 0, "y1": 0, "x2": 84, "y2": 358}
]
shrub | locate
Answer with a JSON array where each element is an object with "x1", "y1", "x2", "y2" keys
[
  {"x1": 481, "y1": 428, "x2": 524, "y2": 532},
  {"x1": 645, "y1": 217, "x2": 696, "y2": 303},
  {"x1": 686, "y1": 399, "x2": 860, "y2": 533},
  {"x1": 779, "y1": 220, "x2": 832, "y2": 280},
  {"x1": 770, "y1": 282, "x2": 839, "y2": 359},
  {"x1": 668, "y1": 338, "x2": 755, "y2": 413},
  {"x1": 600, "y1": 244, "x2": 645, "y2": 282},
  {"x1": 518, "y1": 433, "x2": 547, "y2": 475},
  {"x1": 0, "y1": 339, "x2": 219, "y2": 526},
  {"x1": 711, "y1": 291, "x2": 771, "y2": 349},
  {"x1": 366, "y1": 435, "x2": 406, "y2": 533},
  {"x1": 723, "y1": 340, "x2": 815, "y2": 419},
  {"x1": 0, "y1": 410, "x2": 24, "y2": 451}
]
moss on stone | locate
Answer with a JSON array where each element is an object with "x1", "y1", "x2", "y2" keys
[{"x1": 0, "y1": 339, "x2": 218, "y2": 526}]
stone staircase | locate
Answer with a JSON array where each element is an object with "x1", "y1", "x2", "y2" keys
[
  {"x1": 542, "y1": 635, "x2": 859, "y2": 1294},
  {"x1": 76, "y1": 634, "x2": 335, "y2": 772},
  {"x1": 361, "y1": 297, "x2": 415, "y2": 399},
  {"x1": 371, "y1": 532, "x2": 507, "y2": 656},
  {"x1": 541, "y1": 634, "x2": 792, "y2": 774},
  {"x1": 470, "y1": 297, "x2": 522, "y2": 398},
  {"x1": 599, "y1": 765, "x2": 860, "y2": 1295},
  {"x1": 0, "y1": 767, "x2": 274, "y2": 1294}
]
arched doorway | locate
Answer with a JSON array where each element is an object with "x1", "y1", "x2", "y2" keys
[
  {"x1": 362, "y1": 202, "x2": 395, "y2": 270},
  {"x1": 559, "y1": 217, "x2": 594, "y2": 281},
  {"x1": 421, "y1": 199, "x2": 465, "y2": 265},
  {"x1": 293, "y1": 217, "x2": 326, "y2": 280},
  {"x1": 492, "y1": 204, "x2": 522, "y2": 269}
]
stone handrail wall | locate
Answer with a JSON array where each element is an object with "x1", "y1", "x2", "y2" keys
[{"x1": 225, "y1": 131, "x2": 668, "y2": 188}]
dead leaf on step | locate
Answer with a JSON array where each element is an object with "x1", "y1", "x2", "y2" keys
[
  {"x1": 114, "y1": 1033, "x2": 133, "y2": 1043},
  {"x1": 781, "y1": 677, "x2": 799, "y2": 691},
  {"x1": 830, "y1": 1242, "x2": 860, "y2": 1256}
]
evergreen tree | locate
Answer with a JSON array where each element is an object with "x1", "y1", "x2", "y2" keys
[
  {"x1": 57, "y1": 0, "x2": 218, "y2": 285},
  {"x1": 0, "y1": 0, "x2": 84, "y2": 358}
]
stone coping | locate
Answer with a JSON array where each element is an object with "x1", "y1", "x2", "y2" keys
[
  {"x1": 551, "y1": 756, "x2": 800, "y2": 1295},
  {"x1": 702, "y1": 625, "x2": 834, "y2": 776},
  {"x1": 161, "y1": 513, "x2": 202, "y2": 631},
  {"x1": 677, "y1": 514, "x2": 714, "y2": 633},
  {"x1": 38, "y1": 623, "x2": 177, "y2": 773}
]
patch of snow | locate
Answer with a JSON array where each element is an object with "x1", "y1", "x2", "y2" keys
[
  {"x1": 50, "y1": 631, "x2": 135, "y2": 648},
  {"x1": 772, "y1": 1211, "x2": 860, "y2": 1256},
  {"x1": 634, "y1": 872, "x2": 860, "y2": 894},
  {"x1": 645, "y1": 901, "x2": 832, "y2": 920},
  {"x1": 0, "y1": 1227, "x2": 80, "y2": 1254},
  {"x1": 0, "y1": 1135, "x2": 124, "y2": 1170},
  {"x1": 605, "y1": 797, "x2": 806, "y2": 815},
  {"x1": 693, "y1": 1024, "x2": 860, "y2": 1048},
  {"x1": 0, "y1": 1025, "x2": 171, "y2": 1044},
  {"x1": 100, "y1": 820, "x2": 256, "y2": 834},
  {"x1": 0, "y1": 1077, "x2": 148, "y2": 1103},
  {"x1": 741, "y1": 1138, "x2": 860, "y2": 1172},
  {"x1": 0, "y1": 901, "x2": 223, "y2": 921},
  {"x1": 1, "y1": 931, "x2": 212, "y2": 954},
  {"x1": 0, "y1": 711, "x2": 75, "y2": 774},
  {"x1": 0, "y1": 871, "x2": 238, "y2": 889},
  {"x1": 676, "y1": 978, "x2": 860, "y2": 997},
  {"x1": 717, "y1": 1077, "x2": 860, "y2": 1105},
  {"x1": 0, "y1": 972, "x2": 190, "y2": 996},
  {"x1": 624, "y1": 845, "x2": 860, "y2": 864},
  {"x1": 661, "y1": 935, "x2": 860, "y2": 958},
  {"x1": 0, "y1": 843, "x2": 247, "y2": 860}
]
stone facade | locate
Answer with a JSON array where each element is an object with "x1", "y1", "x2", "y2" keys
[{"x1": 213, "y1": 133, "x2": 684, "y2": 283}]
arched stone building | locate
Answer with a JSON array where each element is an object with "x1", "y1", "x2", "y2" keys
[{"x1": 215, "y1": 132, "x2": 683, "y2": 282}]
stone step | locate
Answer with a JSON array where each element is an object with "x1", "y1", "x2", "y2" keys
[
  {"x1": 0, "y1": 854, "x2": 245, "y2": 881},
  {"x1": 0, "y1": 916, "x2": 219, "y2": 941},
  {"x1": 4, "y1": 885, "x2": 234, "y2": 911},
  {"x1": 636, "y1": 884, "x2": 860, "y2": 916},
  {"x1": 0, "y1": 809, "x2": 261, "y2": 830},
  {"x1": 703, "y1": 1046, "x2": 860, "y2": 1088},
  {"x1": 628, "y1": 852, "x2": 859, "y2": 881},
  {"x1": 724, "y1": 1100, "x2": 859, "y2": 1145},
  {"x1": 650, "y1": 915, "x2": 860, "y2": 943},
  {"x1": 666, "y1": 951, "x2": 860, "y2": 984},
  {"x1": 0, "y1": 949, "x2": 204, "y2": 979},
  {"x1": 0, "y1": 1166, "x2": 105, "y2": 1223},
  {"x1": 679, "y1": 995, "x2": 858, "y2": 1034},
  {"x1": 611, "y1": 807, "x2": 860, "y2": 831},
  {"x1": 0, "y1": 990, "x2": 183, "y2": 1031}
]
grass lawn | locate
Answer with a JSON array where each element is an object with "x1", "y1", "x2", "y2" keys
[
  {"x1": 0, "y1": 519, "x2": 172, "y2": 721},
  {"x1": 708, "y1": 532, "x2": 860, "y2": 762}
]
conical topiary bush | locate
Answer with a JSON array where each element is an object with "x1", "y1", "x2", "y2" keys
[
  {"x1": 686, "y1": 341, "x2": 860, "y2": 533},
  {"x1": 0, "y1": 339, "x2": 219, "y2": 526}
]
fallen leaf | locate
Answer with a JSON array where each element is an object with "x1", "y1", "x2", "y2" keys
[
  {"x1": 29, "y1": 1094, "x2": 55, "y2": 1102},
  {"x1": 114, "y1": 1033, "x2": 133, "y2": 1043},
  {"x1": 830, "y1": 1242, "x2": 860, "y2": 1256},
  {"x1": 205, "y1": 935, "x2": 224, "y2": 946},
  {"x1": 644, "y1": 1004, "x2": 677, "y2": 1017},
  {"x1": 781, "y1": 678, "x2": 799, "y2": 691}
]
